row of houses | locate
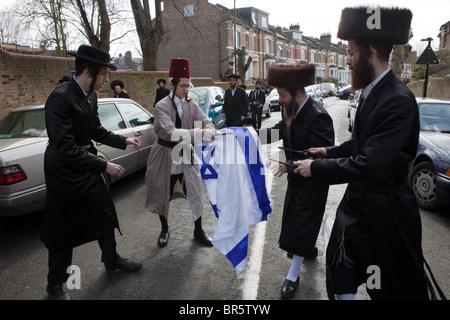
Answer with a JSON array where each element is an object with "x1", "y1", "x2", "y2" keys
[{"x1": 155, "y1": 0, "x2": 351, "y2": 85}]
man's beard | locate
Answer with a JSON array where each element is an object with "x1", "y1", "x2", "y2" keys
[
  {"x1": 282, "y1": 98, "x2": 299, "y2": 125},
  {"x1": 351, "y1": 53, "x2": 375, "y2": 90}
]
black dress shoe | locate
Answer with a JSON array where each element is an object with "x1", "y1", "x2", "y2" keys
[
  {"x1": 158, "y1": 231, "x2": 170, "y2": 247},
  {"x1": 194, "y1": 229, "x2": 213, "y2": 247},
  {"x1": 105, "y1": 256, "x2": 143, "y2": 272},
  {"x1": 281, "y1": 277, "x2": 299, "y2": 299},
  {"x1": 47, "y1": 284, "x2": 71, "y2": 300}
]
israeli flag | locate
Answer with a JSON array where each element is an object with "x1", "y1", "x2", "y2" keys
[{"x1": 194, "y1": 127, "x2": 273, "y2": 274}]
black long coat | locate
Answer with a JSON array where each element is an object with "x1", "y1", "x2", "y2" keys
[
  {"x1": 262, "y1": 97, "x2": 334, "y2": 257},
  {"x1": 311, "y1": 70, "x2": 429, "y2": 299},
  {"x1": 41, "y1": 78, "x2": 127, "y2": 252},
  {"x1": 222, "y1": 86, "x2": 249, "y2": 126}
]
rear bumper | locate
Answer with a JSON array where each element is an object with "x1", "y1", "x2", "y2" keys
[{"x1": 0, "y1": 184, "x2": 46, "y2": 216}]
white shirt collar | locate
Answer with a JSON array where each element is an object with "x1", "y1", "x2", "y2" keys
[
  {"x1": 294, "y1": 96, "x2": 310, "y2": 119},
  {"x1": 169, "y1": 92, "x2": 184, "y2": 117},
  {"x1": 362, "y1": 68, "x2": 391, "y2": 100}
]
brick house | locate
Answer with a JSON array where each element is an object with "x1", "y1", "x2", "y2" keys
[{"x1": 157, "y1": 0, "x2": 350, "y2": 85}]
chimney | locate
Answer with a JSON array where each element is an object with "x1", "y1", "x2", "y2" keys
[
  {"x1": 289, "y1": 24, "x2": 300, "y2": 31},
  {"x1": 320, "y1": 33, "x2": 331, "y2": 44}
]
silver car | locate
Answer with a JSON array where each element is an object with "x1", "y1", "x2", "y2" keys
[{"x1": 0, "y1": 98, "x2": 156, "y2": 216}]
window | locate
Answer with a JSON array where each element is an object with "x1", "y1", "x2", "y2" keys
[
  {"x1": 265, "y1": 39, "x2": 271, "y2": 53},
  {"x1": 184, "y1": 5, "x2": 194, "y2": 17},
  {"x1": 252, "y1": 12, "x2": 256, "y2": 24},
  {"x1": 261, "y1": 16, "x2": 267, "y2": 28},
  {"x1": 117, "y1": 102, "x2": 152, "y2": 128},
  {"x1": 98, "y1": 103, "x2": 126, "y2": 131},
  {"x1": 0, "y1": 110, "x2": 47, "y2": 138}
]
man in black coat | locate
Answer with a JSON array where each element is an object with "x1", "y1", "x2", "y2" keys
[
  {"x1": 110, "y1": 79, "x2": 130, "y2": 98},
  {"x1": 260, "y1": 64, "x2": 335, "y2": 299},
  {"x1": 221, "y1": 74, "x2": 248, "y2": 127},
  {"x1": 249, "y1": 80, "x2": 266, "y2": 129},
  {"x1": 294, "y1": 7, "x2": 432, "y2": 300},
  {"x1": 153, "y1": 78, "x2": 170, "y2": 107},
  {"x1": 42, "y1": 45, "x2": 142, "y2": 300}
]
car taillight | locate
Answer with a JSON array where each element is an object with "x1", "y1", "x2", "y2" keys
[{"x1": 0, "y1": 165, "x2": 28, "y2": 185}]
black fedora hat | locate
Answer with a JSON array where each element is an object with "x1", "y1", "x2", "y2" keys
[{"x1": 68, "y1": 45, "x2": 117, "y2": 70}]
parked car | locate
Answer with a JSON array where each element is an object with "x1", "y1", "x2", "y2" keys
[
  {"x1": 305, "y1": 85, "x2": 319, "y2": 99},
  {"x1": 244, "y1": 89, "x2": 271, "y2": 121},
  {"x1": 320, "y1": 83, "x2": 337, "y2": 97},
  {"x1": 409, "y1": 98, "x2": 450, "y2": 210},
  {"x1": 0, "y1": 98, "x2": 156, "y2": 216},
  {"x1": 188, "y1": 86, "x2": 226, "y2": 129},
  {"x1": 337, "y1": 84, "x2": 352, "y2": 100},
  {"x1": 265, "y1": 89, "x2": 280, "y2": 111},
  {"x1": 347, "y1": 90, "x2": 361, "y2": 132}
]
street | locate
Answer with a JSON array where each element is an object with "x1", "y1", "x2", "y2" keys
[{"x1": 0, "y1": 97, "x2": 448, "y2": 303}]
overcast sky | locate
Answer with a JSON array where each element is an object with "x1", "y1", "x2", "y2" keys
[{"x1": 1, "y1": 0, "x2": 448, "y2": 55}]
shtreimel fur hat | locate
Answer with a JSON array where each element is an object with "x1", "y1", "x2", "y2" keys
[
  {"x1": 337, "y1": 6, "x2": 412, "y2": 44},
  {"x1": 267, "y1": 64, "x2": 315, "y2": 89}
]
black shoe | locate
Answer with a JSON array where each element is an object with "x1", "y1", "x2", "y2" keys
[
  {"x1": 281, "y1": 277, "x2": 299, "y2": 299},
  {"x1": 158, "y1": 231, "x2": 170, "y2": 247},
  {"x1": 194, "y1": 229, "x2": 213, "y2": 247},
  {"x1": 105, "y1": 256, "x2": 143, "y2": 272},
  {"x1": 47, "y1": 284, "x2": 71, "y2": 300},
  {"x1": 287, "y1": 252, "x2": 293, "y2": 259}
]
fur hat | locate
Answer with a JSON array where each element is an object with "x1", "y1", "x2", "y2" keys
[
  {"x1": 267, "y1": 64, "x2": 315, "y2": 89},
  {"x1": 157, "y1": 78, "x2": 166, "y2": 85},
  {"x1": 169, "y1": 58, "x2": 190, "y2": 78},
  {"x1": 110, "y1": 79, "x2": 125, "y2": 90},
  {"x1": 337, "y1": 6, "x2": 412, "y2": 44}
]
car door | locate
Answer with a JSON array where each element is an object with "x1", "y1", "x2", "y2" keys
[
  {"x1": 115, "y1": 101, "x2": 156, "y2": 168},
  {"x1": 210, "y1": 87, "x2": 226, "y2": 129},
  {"x1": 96, "y1": 102, "x2": 138, "y2": 180}
]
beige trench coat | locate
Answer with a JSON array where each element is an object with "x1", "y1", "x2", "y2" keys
[{"x1": 144, "y1": 95, "x2": 214, "y2": 221}]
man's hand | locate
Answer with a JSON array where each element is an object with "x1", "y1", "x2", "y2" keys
[
  {"x1": 272, "y1": 163, "x2": 287, "y2": 177},
  {"x1": 293, "y1": 159, "x2": 313, "y2": 177},
  {"x1": 106, "y1": 162, "x2": 125, "y2": 177},
  {"x1": 126, "y1": 137, "x2": 141, "y2": 150}
]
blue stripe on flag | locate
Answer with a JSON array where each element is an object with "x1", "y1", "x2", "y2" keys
[
  {"x1": 231, "y1": 127, "x2": 272, "y2": 219},
  {"x1": 225, "y1": 234, "x2": 248, "y2": 268}
]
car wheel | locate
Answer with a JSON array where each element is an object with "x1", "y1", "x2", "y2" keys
[{"x1": 410, "y1": 161, "x2": 438, "y2": 211}]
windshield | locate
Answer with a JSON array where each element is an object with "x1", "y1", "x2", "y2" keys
[
  {"x1": 188, "y1": 89, "x2": 208, "y2": 108},
  {"x1": 418, "y1": 102, "x2": 450, "y2": 133},
  {"x1": 0, "y1": 110, "x2": 47, "y2": 138}
]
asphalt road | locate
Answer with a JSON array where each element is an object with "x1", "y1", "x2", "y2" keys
[{"x1": 0, "y1": 97, "x2": 448, "y2": 304}]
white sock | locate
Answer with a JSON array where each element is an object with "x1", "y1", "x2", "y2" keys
[
  {"x1": 286, "y1": 254, "x2": 304, "y2": 282},
  {"x1": 336, "y1": 293, "x2": 355, "y2": 300}
]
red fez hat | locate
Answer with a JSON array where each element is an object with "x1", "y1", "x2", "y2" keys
[{"x1": 169, "y1": 58, "x2": 190, "y2": 79}]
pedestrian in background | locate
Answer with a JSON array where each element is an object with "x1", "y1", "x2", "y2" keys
[
  {"x1": 294, "y1": 7, "x2": 433, "y2": 300},
  {"x1": 260, "y1": 64, "x2": 335, "y2": 299},
  {"x1": 42, "y1": 45, "x2": 142, "y2": 300},
  {"x1": 221, "y1": 73, "x2": 248, "y2": 127},
  {"x1": 145, "y1": 58, "x2": 215, "y2": 248},
  {"x1": 111, "y1": 79, "x2": 130, "y2": 98},
  {"x1": 154, "y1": 78, "x2": 170, "y2": 107},
  {"x1": 249, "y1": 80, "x2": 266, "y2": 129}
]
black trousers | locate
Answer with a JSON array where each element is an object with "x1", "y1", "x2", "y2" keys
[
  {"x1": 251, "y1": 106, "x2": 263, "y2": 129},
  {"x1": 47, "y1": 214, "x2": 117, "y2": 285}
]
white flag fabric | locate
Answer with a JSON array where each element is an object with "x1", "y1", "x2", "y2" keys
[{"x1": 194, "y1": 127, "x2": 273, "y2": 274}]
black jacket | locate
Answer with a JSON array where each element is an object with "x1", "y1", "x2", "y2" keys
[
  {"x1": 249, "y1": 88, "x2": 266, "y2": 109},
  {"x1": 41, "y1": 78, "x2": 127, "y2": 251},
  {"x1": 154, "y1": 87, "x2": 170, "y2": 107},
  {"x1": 311, "y1": 70, "x2": 429, "y2": 299},
  {"x1": 222, "y1": 86, "x2": 249, "y2": 126},
  {"x1": 261, "y1": 97, "x2": 335, "y2": 256}
]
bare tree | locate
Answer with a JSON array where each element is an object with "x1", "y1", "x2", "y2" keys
[
  {"x1": 129, "y1": 0, "x2": 164, "y2": 70},
  {"x1": 18, "y1": 0, "x2": 70, "y2": 56},
  {"x1": 72, "y1": 0, "x2": 111, "y2": 51}
]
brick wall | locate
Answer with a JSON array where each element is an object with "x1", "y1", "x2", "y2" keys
[{"x1": 1, "y1": 49, "x2": 226, "y2": 118}]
